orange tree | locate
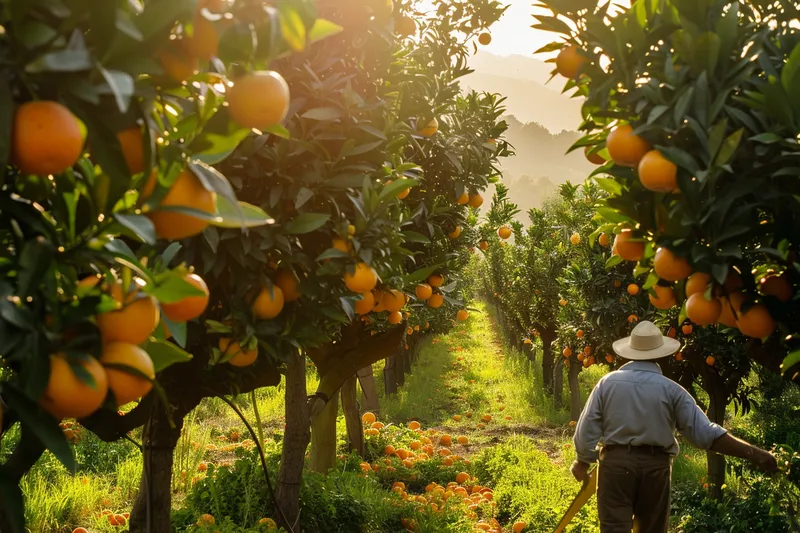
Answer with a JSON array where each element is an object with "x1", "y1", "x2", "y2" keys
[
  {"x1": 0, "y1": 0, "x2": 342, "y2": 531},
  {"x1": 535, "y1": 0, "x2": 797, "y2": 496}
]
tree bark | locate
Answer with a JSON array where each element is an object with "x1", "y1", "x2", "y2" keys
[
  {"x1": 384, "y1": 355, "x2": 398, "y2": 395},
  {"x1": 129, "y1": 405, "x2": 184, "y2": 533},
  {"x1": 541, "y1": 327, "x2": 557, "y2": 396},
  {"x1": 553, "y1": 357, "x2": 564, "y2": 410},
  {"x1": 309, "y1": 389, "x2": 339, "y2": 473},
  {"x1": 396, "y1": 350, "x2": 406, "y2": 388},
  {"x1": 706, "y1": 379, "x2": 727, "y2": 500},
  {"x1": 357, "y1": 365, "x2": 379, "y2": 414},
  {"x1": 341, "y1": 374, "x2": 364, "y2": 455},
  {"x1": 276, "y1": 354, "x2": 311, "y2": 530},
  {"x1": 568, "y1": 362, "x2": 583, "y2": 422},
  {"x1": 402, "y1": 345, "x2": 412, "y2": 374}
]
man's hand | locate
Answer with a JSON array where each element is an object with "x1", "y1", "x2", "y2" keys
[
  {"x1": 751, "y1": 448, "x2": 779, "y2": 473},
  {"x1": 570, "y1": 460, "x2": 590, "y2": 483}
]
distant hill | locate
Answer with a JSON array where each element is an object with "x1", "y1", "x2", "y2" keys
[{"x1": 462, "y1": 52, "x2": 593, "y2": 220}]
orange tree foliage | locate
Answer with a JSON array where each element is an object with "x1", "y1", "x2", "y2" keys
[{"x1": 533, "y1": 0, "x2": 796, "y2": 379}]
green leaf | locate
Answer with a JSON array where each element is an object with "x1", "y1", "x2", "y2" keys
[
  {"x1": 97, "y1": 67, "x2": 134, "y2": 113},
  {"x1": 316, "y1": 248, "x2": 351, "y2": 261},
  {"x1": 325, "y1": 174, "x2": 368, "y2": 189},
  {"x1": 26, "y1": 49, "x2": 92, "y2": 73},
  {"x1": 150, "y1": 271, "x2": 205, "y2": 304},
  {"x1": 401, "y1": 231, "x2": 430, "y2": 244},
  {"x1": 279, "y1": 5, "x2": 307, "y2": 51},
  {"x1": 713, "y1": 128, "x2": 743, "y2": 167},
  {"x1": 284, "y1": 213, "x2": 330, "y2": 234},
  {"x1": 593, "y1": 177, "x2": 623, "y2": 196},
  {"x1": 17, "y1": 237, "x2": 55, "y2": 298},
  {"x1": 605, "y1": 254, "x2": 623, "y2": 269},
  {"x1": 192, "y1": 127, "x2": 251, "y2": 165},
  {"x1": 142, "y1": 339, "x2": 193, "y2": 373},
  {"x1": 302, "y1": 107, "x2": 343, "y2": 121},
  {"x1": 781, "y1": 43, "x2": 800, "y2": 97},
  {"x1": 402, "y1": 264, "x2": 443, "y2": 285},
  {"x1": 261, "y1": 124, "x2": 291, "y2": 139},
  {"x1": 308, "y1": 18, "x2": 343, "y2": 43},
  {"x1": 3, "y1": 384, "x2": 75, "y2": 473},
  {"x1": 595, "y1": 207, "x2": 633, "y2": 224},
  {"x1": 114, "y1": 213, "x2": 156, "y2": 244},
  {"x1": 379, "y1": 178, "x2": 418, "y2": 202},
  {"x1": 213, "y1": 197, "x2": 273, "y2": 229},
  {"x1": 782, "y1": 349, "x2": 800, "y2": 377}
]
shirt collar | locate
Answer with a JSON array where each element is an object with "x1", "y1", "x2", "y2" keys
[{"x1": 619, "y1": 361, "x2": 663, "y2": 374}]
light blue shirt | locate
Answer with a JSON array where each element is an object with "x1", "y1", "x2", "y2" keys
[{"x1": 574, "y1": 361, "x2": 727, "y2": 463}]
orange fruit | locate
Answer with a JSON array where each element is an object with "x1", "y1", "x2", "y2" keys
[
  {"x1": 344, "y1": 262, "x2": 378, "y2": 293},
  {"x1": 598, "y1": 233, "x2": 610, "y2": 247},
  {"x1": 116, "y1": 126, "x2": 146, "y2": 175},
  {"x1": 415, "y1": 283, "x2": 433, "y2": 300},
  {"x1": 182, "y1": 14, "x2": 219, "y2": 60},
  {"x1": 724, "y1": 269, "x2": 744, "y2": 292},
  {"x1": 455, "y1": 472, "x2": 469, "y2": 484},
  {"x1": 142, "y1": 168, "x2": 216, "y2": 240},
  {"x1": 272, "y1": 270, "x2": 301, "y2": 303},
  {"x1": 382, "y1": 289, "x2": 406, "y2": 312},
  {"x1": 649, "y1": 285, "x2": 676, "y2": 310},
  {"x1": 157, "y1": 43, "x2": 199, "y2": 82},
  {"x1": 559, "y1": 298, "x2": 567, "y2": 306},
  {"x1": 627, "y1": 283, "x2": 639, "y2": 296},
  {"x1": 468, "y1": 194, "x2": 484, "y2": 208},
  {"x1": 479, "y1": 240, "x2": 488, "y2": 251},
  {"x1": 760, "y1": 274, "x2": 792, "y2": 302},
  {"x1": 686, "y1": 272, "x2": 711, "y2": 297},
  {"x1": 736, "y1": 302, "x2": 776, "y2": 339},
  {"x1": 384, "y1": 444, "x2": 396, "y2": 455},
  {"x1": 114, "y1": 514, "x2": 127, "y2": 526},
  {"x1": 570, "y1": 233, "x2": 581, "y2": 245},
  {"x1": 72, "y1": 528, "x2": 90, "y2": 533},
  {"x1": 396, "y1": 186, "x2": 411, "y2": 199},
  {"x1": 439, "y1": 434, "x2": 453, "y2": 446},
  {"x1": 457, "y1": 435, "x2": 469, "y2": 444},
  {"x1": 498, "y1": 225, "x2": 512, "y2": 239},
  {"x1": 354, "y1": 291, "x2": 376, "y2": 315},
  {"x1": 227, "y1": 71, "x2": 291, "y2": 129},
  {"x1": 219, "y1": 337, "x2": 258, "y2": 367},
  {"x1": 675, "y1": 352, "x2": 683, "y2": 361},
  {"x1": 585, "y1": 146, "x2": 605, "y2": 165},
  {"x1": 606, "y1": 124, "x2": 651, "y2": 167},
  {"x1": 456, "y1": 192, "x2": 469, "y2": 205},
  {"x1": 40, "y1": 355, "x2": 108, "y2": 420},
  {"x1": 682, "y1": 324, "x2": 693, "y2": 335},
  {"x1": 332, "y1": 237, "x2": 352, "y2": 254},
  {"x1": 252, "y1": 285, "x2": 284, "y2": 319},
  {"x1": 628, "y1": 314, "x2": 638, "y2": 323},
  {"x1": 428, "y1": 274, "x2": 445, "y2": 287},
  {"x1": 362, "y1": 412, "x2": 377, "y2": 424},
  {"x1": 613, "y1": 229, "x2": 645, "y2": 261},
  {"x1": 448, "y1": 226, "x2": 462, "y2": 239},
  {"x1": 706, "y1": 355, "x2": 715, "y2": 366},
  {"x1": 685, "y1": 293, "x2": 721, "y2": 326},
  {"x1": 563, "y1": 347, "x2": 572, "y2": 357},
  {"x1": 653, "y1": 247, "x2": 692, "y2": 281},
  {"x1": 101, "y1": 342, "x2": 155, "y2": 406},
  {"x1": 161, "y1": 273, "x2": 209, "y2": 322},
  {"x1": 427, "y1": 293, "x2": 444, "y2": 308},
  {"x1": 457, "y1": 309, "x2": 469, "y2": 321},
  {"x1": 605, "y1": 354, "x2": 614, "y2": 363},
  {"x1": 638, "y1": 150, "x2": 678, "y2": 192},
  {"x1": 555, "y1": 44, "x2": 588, "y2": 78},
  {"x1": 513, "y1": 521, "x2": 527, "y2": 533},
  {"x1": 478, "y1": 32, "x2": 492, "y2": 45},
  {"x1": 12, "y1": 101, "x2": 83, "y2": 176},
  {"x1": 576, "y1": 330, "x2": 584, "y2": 338},
  {"x1": 197, "y1": 514, "x2": 215, "y2": 526},
  {"x1": 718, "y1": 292, "x2": 744, "y2": 327},
  {"x1": 388, "y1": 311, "x2": 403, "y2": 324},
  {"x1": 395, "y1": 15, "x2": 417, "y2": 36},
  {"x1": 96, "y1": 292, "x2": 160, "y2": 345},
  {"x1": 418, "y1": 117, "x2": 438, "y2": 137}
]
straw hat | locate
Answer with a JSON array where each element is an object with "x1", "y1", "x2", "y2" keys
[{"x1": 612, "y1": 321, "x2": 681, "y2": 360}]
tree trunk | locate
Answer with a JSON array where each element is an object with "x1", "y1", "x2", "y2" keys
[
  {"x1": 706, "y1": 379, "x2": 727, "y2": 500},
  {"x1": 553, "y1": 357, "x2": 564, "y2": 410},
  {"x1": 402, "y1": 345, "x2": 412, "y2": 374},
  {"x1": 341, "y1": 374, "x2": 364, "y2": 455},
  {"x1": 384, "y1": 356, "x2": 398, "y2": 395},
  {"x1": 396, "y1": 351, "x2": 406, "y2": 388},
  {"x1": 357, "y1": 365, "x2": 379, "y2": 414},
  {"x1": 276, "y1": 354, "x2": 311, "y2": 530},
  {"x1": 568, "y1": 362, "x2": 582, "y2": 422},
  {"x1": 129, "y1": 406, "x2": 183, "y2": 533},
  {"x1": 541, "y1": 327, "x2": 557, "y2": 396},
  {"x1": 309, "y1": 390, "x2": 339, "y2": 473}
]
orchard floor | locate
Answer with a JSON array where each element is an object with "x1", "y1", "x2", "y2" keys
[{"x1": 11, "y1": 302, "x2": 788, "y2": 533}]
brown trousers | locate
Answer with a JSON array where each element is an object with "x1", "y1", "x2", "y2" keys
[{"x1": 597, "y1": 445, "x2": 672, "y2": 533}]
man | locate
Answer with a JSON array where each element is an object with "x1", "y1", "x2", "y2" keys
[{"x1": 571, "y1": 321, "x2": 778, "y2": 533}]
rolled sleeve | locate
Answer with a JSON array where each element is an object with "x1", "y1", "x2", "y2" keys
[
  {"x1": 574, "y1": 381, "x2": 603, "y2": 463},
  {"x1": 674, "y1": 387, "x2": 727, "y2": 449}
]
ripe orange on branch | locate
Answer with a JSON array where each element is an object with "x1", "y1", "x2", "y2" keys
[
  {"x1": 613, "y1": 229, "x2": 644, "y2": 262},
  {"x1": 227, "y1": 71, "x2": 290, "y2": 130},
  {"x1": 12, "y1": 101, "x2": 84, "y2": 176},
  {"x1": 428, "y1": 273, "x2": 445, "y2": 287},
  {"x1": 417, "y1": 117, "x2": 439, "y2": 137},
  {"x1": 354, "y1": 291, "x2": 376, "y2": 315},
  {"x1": 584, "y1": 146, "x2": 605, "y2": 165},
  {"x1": 448, "y1": 226, "x2": 462, "y2": 239},
  {"x1": 382, "y1": 289, "x2": 406, "y2": 312},
  {"x1": 685, "y1": 272, "x2": 711, "y2": 296},
  {"x1": 638, "y1": 150, "x2": 678, "y2": 192},
  {"x1": 653, "y1": 247, "x2": 692, "y2": 281},
  {"x1": 468, "y1": 194, "x2": 484, "y2": 208},
  {"x1": 116, "y1": 126, "x2": 146, "y2": 175},
  {"x1": 498, "y1": 226, "x2": 512, "y2": 239},
  {"x1": 252, "y1": 285, "x2": 284, "y2": 319},
  {"x1": 627, "y1": 284, "x2": 639, "y2": 296},
  {"x1": 606, "y1": 124, "x2": 651, "y2": 168},
  {"x1": 219, "y1": 338, "x2": 258, "y2": 367},
  {"x1": 101, "y1": 342, "x2": 155, "y2": 407},
  {"x1": 96, "y1": 292, "x2": 160, "y2": 345},
  {"x1": 555, "y1": 44, "x2": 588, "y2": 79},
  {"x1": 649, "y1": 284, "x2": 676, "y2": 310},
  {"x1": 736, "y1": 302, "x2": 776, "y2": 339},
  {"x1": 456, "y1": 192, "x2": 469, "y2": 205},
  {"x1": 344, "y1": 262, "x2": 378, "y2": 293},
  {"x1": 142, "y1": 168, "x2": 216, "y2": 241},
  {"x1": 40, "y1": 355, "x2": 108, "y2": 420},
  {"x1": 275, "y1": 269, "x2": 301, "y2": 302},
  {"x1": 686, "y1": 293, "x2": 721, "y2": 326},
  {"x1": 161, "y1": 273, "x2": 209, "y2": 322},
  {"x1": 478, "y1": 32, "x2": 492, "y2": 45},
  {"x1": 457, "y1": 309, "x2": 469, "y2": 321},
  {"x1": 427, "y1": 293, "x2": 444, "y2": 308},
  {"x1": 415, "y1": 283, "x2": 433, "y2": 300},
  {"x1": 760, "y1": 274, "x2": 793, "y2": 302}
]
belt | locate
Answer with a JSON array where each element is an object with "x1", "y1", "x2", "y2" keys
[{"x1": 602, "y1": 444, "x2": 668, "y2": 455}]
